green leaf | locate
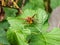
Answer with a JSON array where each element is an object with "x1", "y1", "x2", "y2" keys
[
  {"x1": 3, "y1": 7, "x2": 18, "y2": 17},
  {"x1": 41, "y1": 22, "x2": 49, "y2": 32},
  {"x1": 45, "y1": 28, "x2": 60, "y2": 45},
  {"x1": 0, "y1": 29, "x2": 10, "y2": 45},
  {"x1": 29, "y1": 27, "x2": 60, "y2": 45},
  {"x1": 29, "y1": 0, "x2": 45, "y2": 10},
  {"x1": 23, "y1": 0, "x2": 45, "y2": 10},
  {"x1": 50, "y1": 0, "x2": 60, "y2": 9},
  {"x1": 22, "y1": 3, "x2": 34, "y2": 10},
  {"x1": 7, "y1": 17, "x2": 24, "y2": 30},
  {"x1": 29, "y1": 33, "x2": 46, "y2": 45},
  {"x1": 0, "y1": 20, "x2": 10, "y2": 30},
  {"x1": 7, "y1": 29, "x2": 30, "y2": 45},
  {"x1": 36, "y1": 9, "x2": 48, "y2": 24}
]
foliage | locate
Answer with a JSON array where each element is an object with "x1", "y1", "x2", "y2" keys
[
  {"x1": 0, "y1": 0, "x2": 60, "y2": 45},
  {"x1": 50, "y1": 0, "x2": 60, "y2": 9}
]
